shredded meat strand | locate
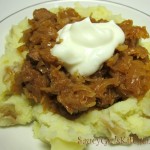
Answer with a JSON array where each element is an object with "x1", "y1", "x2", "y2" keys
[{"x1": 12, "y1": 8, "x2": 150, "y2": 118}]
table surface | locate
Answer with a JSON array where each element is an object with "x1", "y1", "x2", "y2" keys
[{"x1": 0, "y1": 0, "x2": 150, "y2": 21}]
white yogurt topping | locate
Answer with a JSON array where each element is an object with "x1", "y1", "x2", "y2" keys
[{"x1": 51, "y1": 17, "x2": 125, "y2": 76}]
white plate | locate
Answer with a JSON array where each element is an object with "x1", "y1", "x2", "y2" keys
[{"x1": 0, "y1": 0, "x2": 150, "y2": 150}]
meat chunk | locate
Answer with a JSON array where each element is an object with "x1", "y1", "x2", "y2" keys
[{"x1": 12, "y1": 8, "x2": 150, "y2": 117}]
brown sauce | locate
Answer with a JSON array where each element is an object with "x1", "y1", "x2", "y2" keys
[{"x1": 12, "y1": 8, "x2": 150, "y2": 118}]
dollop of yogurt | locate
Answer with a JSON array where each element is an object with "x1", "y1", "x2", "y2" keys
[{"x1": 51, "y1": 17, "x2": 125, "y2": 76}]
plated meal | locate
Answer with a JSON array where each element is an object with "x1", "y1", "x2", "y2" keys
[{"x1": 0, "y1": 1, "x2": 150, "y2": 150}]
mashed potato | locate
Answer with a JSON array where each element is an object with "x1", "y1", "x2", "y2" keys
[
  {"x1": 32, "y1": 92, "x2": 150, "y2": 150},
  {"x1": 0, "y1": 4, "x2": 150, "y2": 150},
  {"x1": 0, "y1": 18, "x2": 33, "y2": 126}
]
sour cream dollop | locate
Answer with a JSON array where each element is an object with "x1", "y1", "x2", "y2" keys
[{"x1": 51, "y1": 18, "x2": 125, "y2": 76}]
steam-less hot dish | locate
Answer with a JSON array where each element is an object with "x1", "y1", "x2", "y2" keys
[{"x1": 0, "y1": 2, "x2": 150, "y2": 150}]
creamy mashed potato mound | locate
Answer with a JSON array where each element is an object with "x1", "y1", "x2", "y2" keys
[
  {"x1": 0, "y1": 19, "x2": 32, "y2": 126},
  {"x1": 0, "y1": 4, "x2": 150, "y2": 150}
]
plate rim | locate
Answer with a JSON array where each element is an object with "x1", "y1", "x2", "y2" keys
[{"x1": 0, "y1": 0, "x2": 150, "y2": 23}]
